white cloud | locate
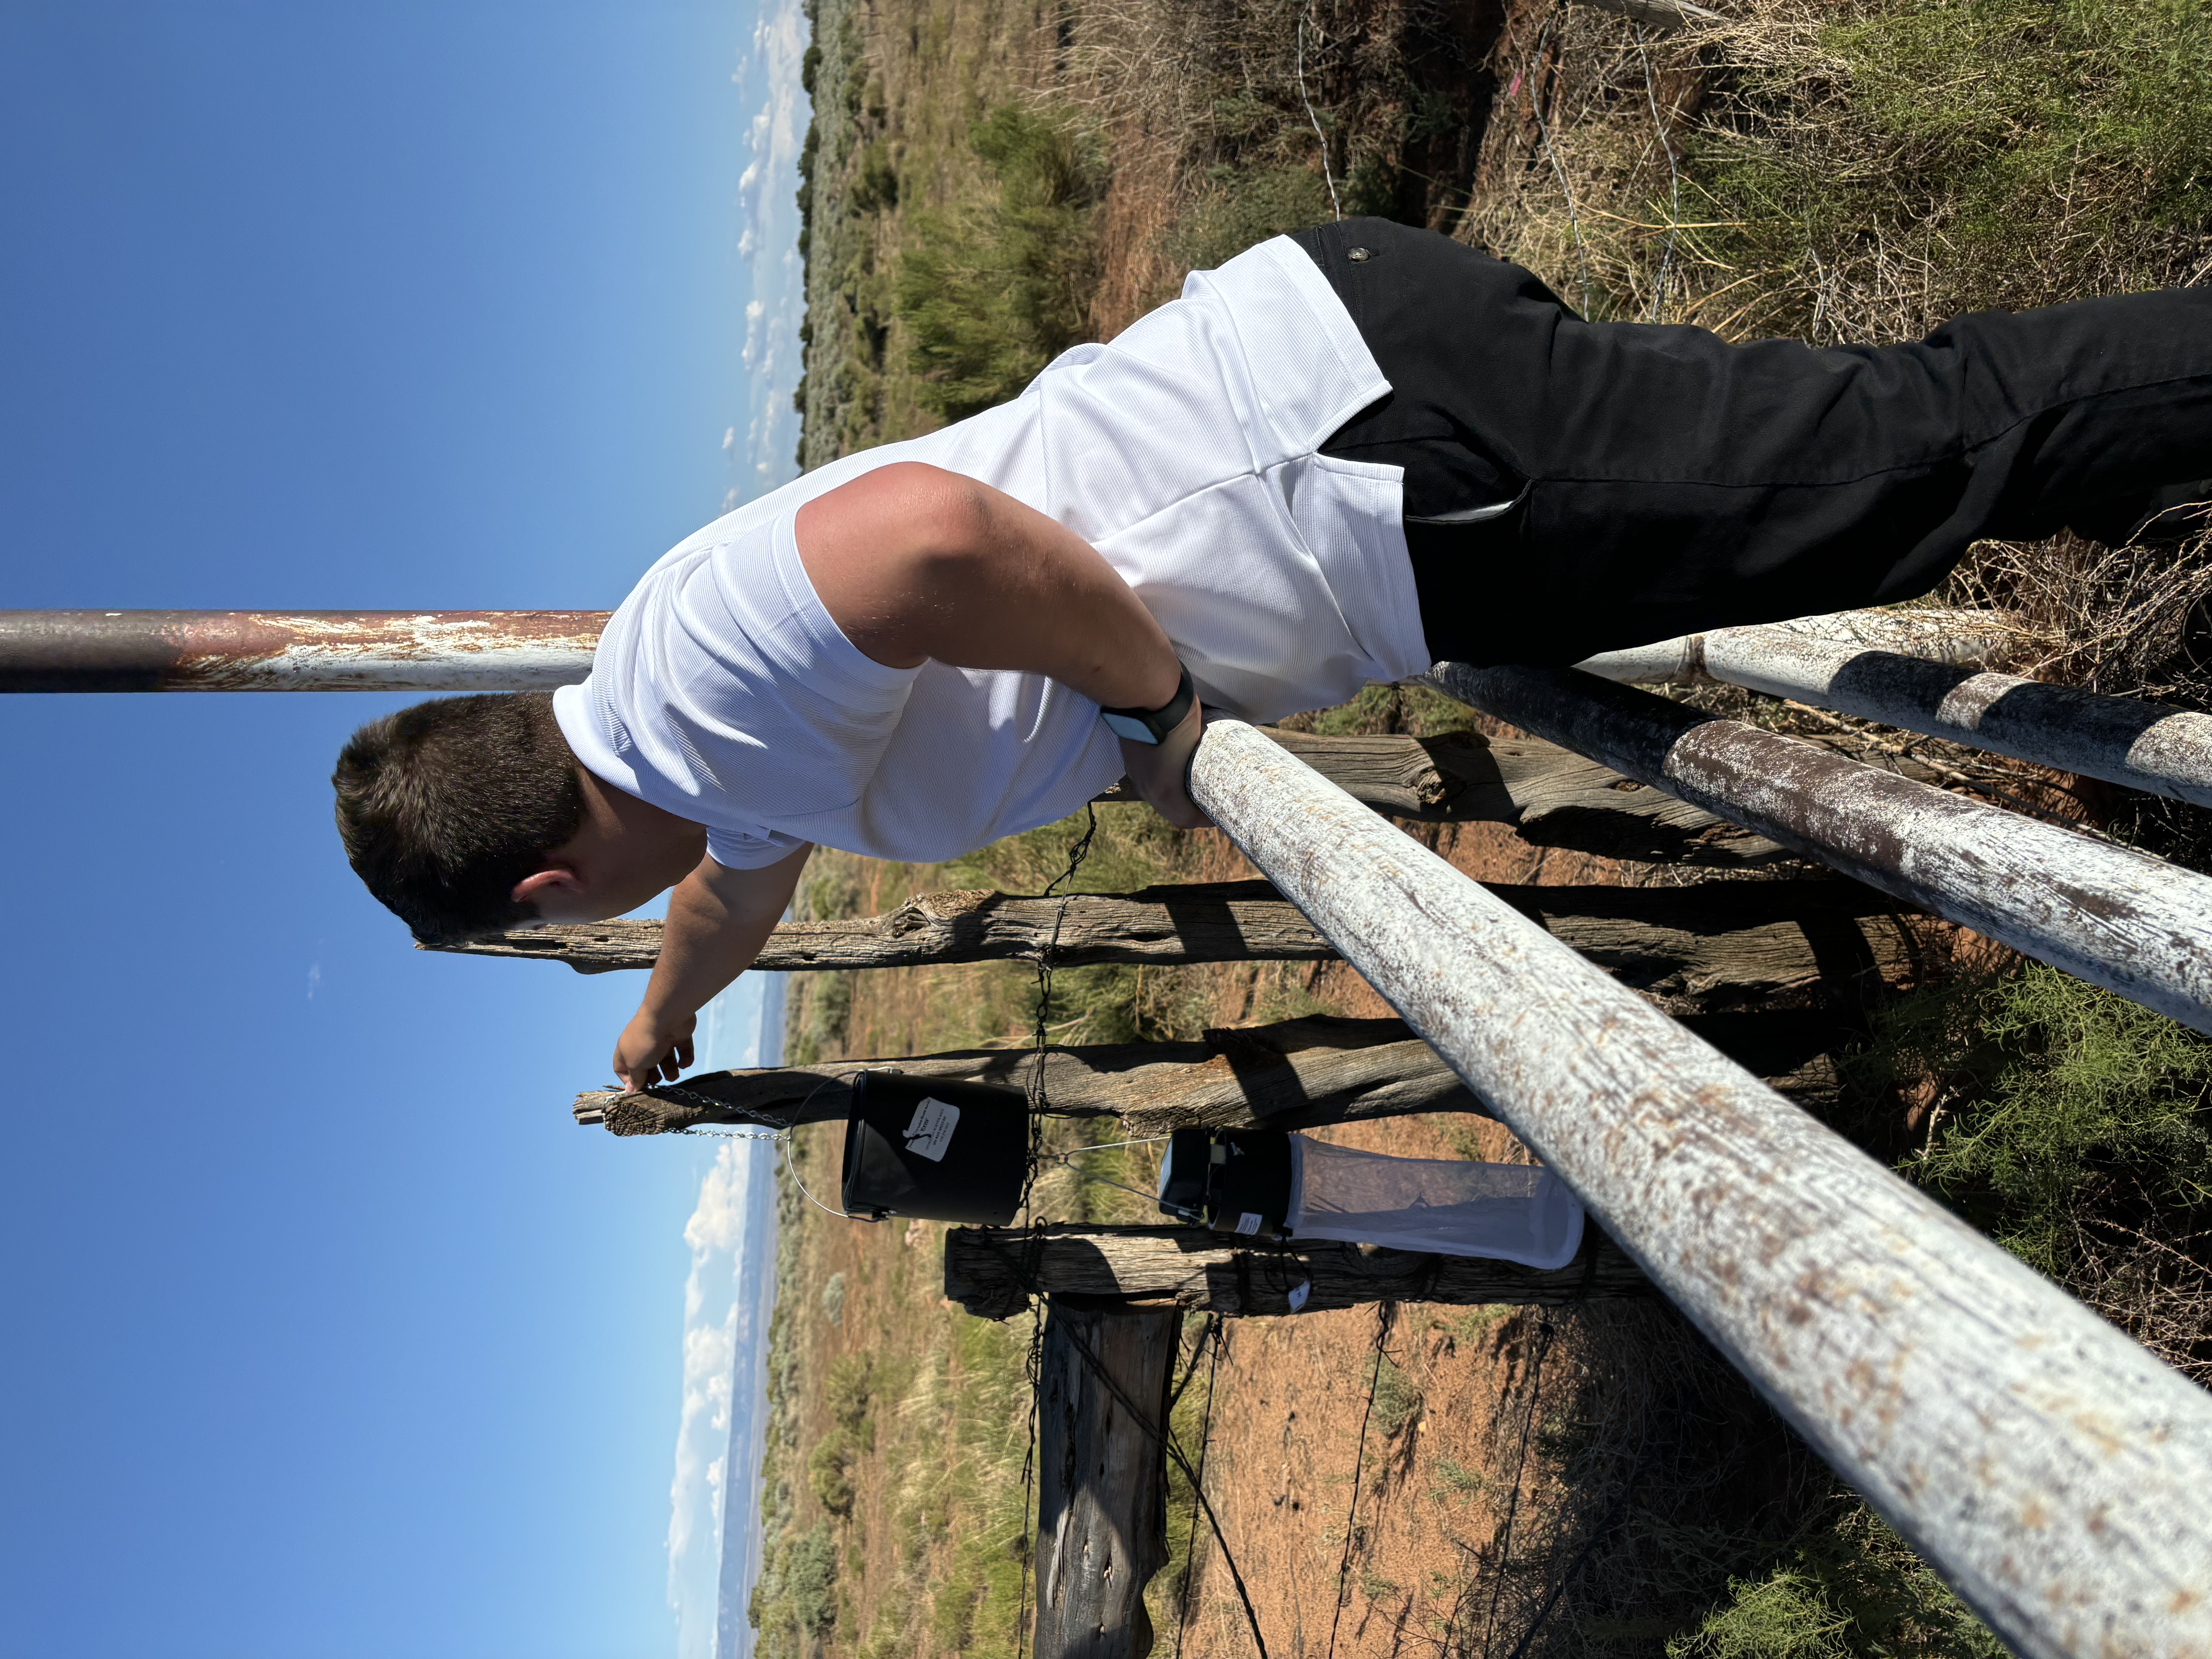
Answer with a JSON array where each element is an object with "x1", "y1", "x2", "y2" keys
[
  {"x1": 685, "y1": 1142, "x2": 754, "y2": 1259},
  {"x1": 667, "y1": 1140, "x2": 754, "y2": 1659},
  {"x1": 666, "y1": 973, "x2": 790, "y2": 1658}
]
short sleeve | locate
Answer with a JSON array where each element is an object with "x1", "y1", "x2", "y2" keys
[
  {"x1": 705, "y1": 826, "x2": 811, "y2": 871},
  {"x1": 554, "y1": 508, "x2": 925, "y2": 854}
]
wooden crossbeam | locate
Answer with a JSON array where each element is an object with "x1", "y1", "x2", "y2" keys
[
  {"x1": 943, "y1": 1223, "x2": 1650, "y2": 1320},
  {"x1": 574, "y1": 1009, "x2": 1858, "y2": 1137},
  {"x1": 455, "y1": 874, "x2": 1911, "y2": 1009}
]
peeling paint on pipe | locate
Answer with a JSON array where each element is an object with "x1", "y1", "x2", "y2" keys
[
  {"x1": 1575, "y1": 606, "x2": 2014, "y2": 686},
  {"x1": 1431, "y1": 663, "x2": 2212, "y2": 1036},
  {"x1": 1578, "y1": 609, "x2": 2212, "y2": 807},
  {"x1": 0, "y1": 611, "x2": 606, "y2": 692},
  {"x1": 1710, "y1": 628, "x2": 2212, "y2": 808},
  {"x1": 1187, "y1": 714, "x2": 2212, "y2": 1659}
]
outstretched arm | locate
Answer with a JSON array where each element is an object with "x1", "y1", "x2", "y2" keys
[
  {"x1": 611, "y1": 842, "x2": 813, "y2": 1091},
  {"x1": 794, "y1": 461, "x2": 1207, "y2": 825}
]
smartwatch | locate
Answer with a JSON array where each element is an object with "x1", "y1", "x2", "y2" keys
[{"x1": 1099, "y1": 663, "x2": 1195, "y2": 745}]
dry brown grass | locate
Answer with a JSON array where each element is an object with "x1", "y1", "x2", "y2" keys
[{"x1": 1465, "y1": 0, "x2": 2212, "y2": 341}]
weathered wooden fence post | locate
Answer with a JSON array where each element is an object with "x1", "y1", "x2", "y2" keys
[
  {"x1": 943, "y1": 1224, "x2": 1651, "y2": 1318},
  {"x1": 1034, "y1": 1299, "x2": 1181, "y2": 1659}
]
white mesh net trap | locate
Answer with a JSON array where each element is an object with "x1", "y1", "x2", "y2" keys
[{"x1": 1286, "y1": 1136, "x2": 1585, "y2": 1270}]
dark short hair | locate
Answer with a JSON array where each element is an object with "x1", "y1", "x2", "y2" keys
[{"x1": 333, "y1": 692, "x2": 586, "y2": 943}]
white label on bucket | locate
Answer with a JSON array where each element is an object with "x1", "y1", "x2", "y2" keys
[
  {"x1": 1287, "y1": 1279, "x2": 1311, "y2": 1313},
  {"x1": 903, "y1": 1097, "x2": 961, "y2": 1162},
  {"x1": 1234, "y1": 1212, "x2": 1262, "y2": 1236}
]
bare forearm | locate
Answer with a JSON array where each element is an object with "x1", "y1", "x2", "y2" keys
[
  {"x1": 612, "y1": 845, "x2": 812, "y2": 1089},
  {"x1": 637, "y1": 871, "x2": 782, "y2": 1028}
]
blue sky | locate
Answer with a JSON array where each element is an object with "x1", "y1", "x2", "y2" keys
[{"x1": 0, "y1": 4, "x2": 802, "y2": 1655}]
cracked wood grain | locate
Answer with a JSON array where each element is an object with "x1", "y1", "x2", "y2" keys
[
  {"x1": 447, "y1": 876, "x2": 1909, "y2": 1008},
  {"x1": 943, "y1": 1224, "x2": 1650, "y2": 1321}
]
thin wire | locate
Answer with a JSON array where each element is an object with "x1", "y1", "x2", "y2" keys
[
  {"x1": 1022, "y1": 805, "x2": 1097, "y2": 1161},
  {"x1": 1063, "y1": 1135, "x2": 1171, "y2": 1156},
  {"x1": 1058, "y1": 1159, "x2": 1191, "y2": 1214},
  {"x1": 1326, "y1": 1300, "x2": 1394, "y2": 1659},
  {"x1": 785, "y1": 1142, "x2": 859, "y2": 1221},
  {"x1": 1012, "y1": 808, "x2": 1097, "y2": 1658},
  {"x1": 1054, "y1": 1135, "x2": 1192, "y2": 1216},
  {"x1": 1167, "y1": 1311, "x2": 1217, "y2": 1413},
  {"x1": 1477, "y1": 1317, "x2": 1555, "y2": 1657},
  {"x1": 675, "y1": 1069, "x2": 867, "y2": 1220},
  {"x1": 1012, "y1": 1301, "x2": 1047, "y2": 1659},
  {"x1": 1497, "y1": 1454, "x2": 1650, "y2": 1659},
  {"x1": 1172, "y1": 1315, "x2": 1227, "y2": 1659},
  {"x1": 1633, "y1": 24, "x2": 1681, "y2": 323},
  {"x1": 1296, "y1": 7, "x2": 1342, "y2": 221}
]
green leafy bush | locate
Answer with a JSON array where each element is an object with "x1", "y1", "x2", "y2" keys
[
  {"x1": 785, "y1": 1522, "x2": 841, "y2": 1637},
  {"x1": 1854, "y1": 963, "x2": 2212, "y2": 1272},
  {"x1": 1161, "y1": 161, "x2": 1335, "y2": 274},
  {"x1": 896, "y1": 104, "x2": 1106, "y2": 420},
  {"x1": 1370, "y1": 1352, "x2": 1424, "y2": 1440},
  {"x1": 808, "y1": 1429, "x2": 859, "y2": 1515},
  {"x1": 1668, "y1": 1507, "x2": 2004, "y2": 1659}
]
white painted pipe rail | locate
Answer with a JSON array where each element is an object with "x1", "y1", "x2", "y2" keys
[
  {"x1": 1585, "y1": 617, "x2": 2212, "y2": 809},
  {"x1": 1430, "y1": 663, "x2": 2212, "y2": 1036},
  {"x1": 1187, "y1": 714, "x2": 2212, "y2": 1659},
  {"x1": 1575, "y1": 606, "x2": 2013, "y2": 686}
]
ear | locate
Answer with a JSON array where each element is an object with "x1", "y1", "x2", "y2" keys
[{"x1": 511, "y1": 866, "x2": 586, "y2": 905}]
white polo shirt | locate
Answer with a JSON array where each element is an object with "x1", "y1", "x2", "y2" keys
[{"x1": 553, "y1": 234, "x2": 1430, "y2": 869}]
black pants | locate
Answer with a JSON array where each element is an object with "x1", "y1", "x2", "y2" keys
[{"x1": 1293, "y1": 218, "x2": 2212, "y2": 666}]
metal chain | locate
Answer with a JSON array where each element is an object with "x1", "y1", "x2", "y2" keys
[
  {"x1": 1172, "y1": 1314, "x2": 1228, "y2": 1659},
  {"x1": 1012, "y1": 806, "x2": 1099, "y2": 1658}
]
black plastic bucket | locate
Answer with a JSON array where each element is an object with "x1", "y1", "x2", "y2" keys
[
  {"x1": 840, "y1": 1072, "x2": 1030, "y2": 1225},
  {"x1": 1156, "y1": 1128, "x2": 1295, "y2": 1237}
]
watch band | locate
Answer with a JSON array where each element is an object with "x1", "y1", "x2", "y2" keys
[{"x1": 1099, "y1": 663, "x2": 1195, "y2": 745}]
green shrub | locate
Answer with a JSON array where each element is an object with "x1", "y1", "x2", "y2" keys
[
  {"x1": 1162, "y1": 162, "x2": 1335, "y2": 275},
  {"x1": 1668, "y1": 1506, "x2": 2004, "y2": 1659},
  {"x1": 897, "y1": 104, "x2": 1106, "y2": 420},
  {"x1": 785, "y1": 1521, "x2": 840, "y2": 1636},
  {"x1": 825, "y1": 1351, "x2": 875, "y2": 1431},
  {"x1": 786, "y1": 970, "x2": 854, "y2": 1067},
  {"x1": 852, "y1": 139, "x2": 899, "y2": 213},
  {"x1": 1370, "y1": 1352, "x2": 1423, "y2": 1440},
  {"x1": 808, "y1": 1429, "x2": 859, "y2": 1515},
  {"x1": 1428, "y1": 1455, "x2": 1484, "y2": 1501},
  {"x1": 1854, "y1": 963, "x2": 2212, "y2": 1272}
]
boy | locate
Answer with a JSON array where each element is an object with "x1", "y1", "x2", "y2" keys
[{"x1": 333, "y1": 218, "x2": 2212, "y2": 1091}]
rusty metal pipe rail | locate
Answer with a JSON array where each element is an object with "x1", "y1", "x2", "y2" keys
[
  {"x1": 1186, "y1": 715, "x2": 2212, "y2": 1659},
  {"x1": 1588, "y1": 618, "x2": 2212, "y2": 809},
  {"x1": 0, "y1": 610, "x2": 606, "y2": 692},
  {"x1": 1430, "y1": 663, "x2": 2212, "y2": 1037}
]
